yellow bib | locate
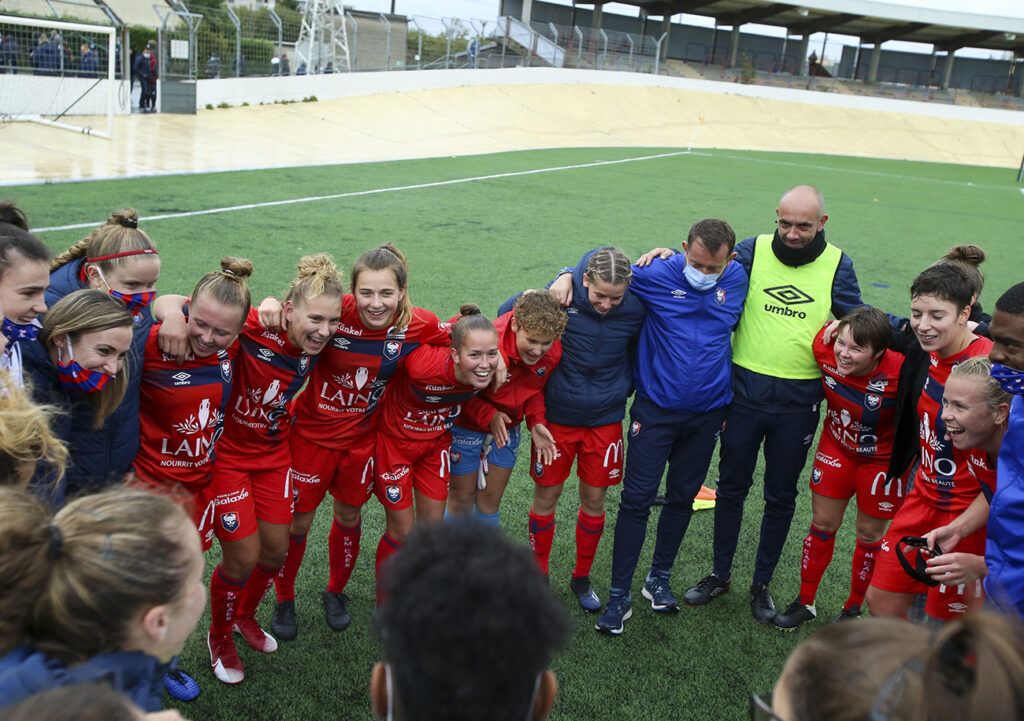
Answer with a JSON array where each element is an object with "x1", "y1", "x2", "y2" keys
[{"x1": 732, "y1": 235, "x2": 842, "y2": 380}]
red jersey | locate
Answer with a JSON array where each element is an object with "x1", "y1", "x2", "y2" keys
[
  {"x1": 966, "y1": 449, "x2": 997, "y2": 504},
  {"x1": 814, "y1": 329, "x2": 903, "y2": 461},
  {"x1": 217, "y1": 307, "x2": 318, "y2": 457},
  {"x1": 914, "y1": 336, "x2": 994, "y2": 513},
  {"x1": 459, "y1": 311, "x2": 562, "y2": 432},
  {"x1": 135, "y1": 323, "x2": 237, "y2": 489},
  {"x1": 376, "y1": 344, "x2": 478, "y2": 440},
  {"x1": 291, "y1": 298, "x2": 450, "y2": 447}
]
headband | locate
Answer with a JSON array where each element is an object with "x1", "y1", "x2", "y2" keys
[{"x1": 87, "y1": 248, "x2": 158, "y2": 263}]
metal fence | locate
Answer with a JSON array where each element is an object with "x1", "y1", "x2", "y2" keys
[{"x1": 0, "y1": 1, "x2": 120, "y2": 78}]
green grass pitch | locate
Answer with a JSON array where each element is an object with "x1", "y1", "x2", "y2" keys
[{"x1": 7, "y1": 146, "x2": 1023, "y2": 721}]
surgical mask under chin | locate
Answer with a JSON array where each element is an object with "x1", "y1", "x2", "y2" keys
[
  {"x1": 991, "y1": 362, "x2": 1024, "y2": 396},
  {"x1": 1, "y1": 318, "x2": 39, "y2": 343},
  {"x1": 96, "y1": 267, "x2": 155, "y2": 315},
  {"x1": 683, "y1": 262, "x2": 720, "y2": 292},
  {"x1": 56, "y1": 340, "x2": 111, "y2": 393}
]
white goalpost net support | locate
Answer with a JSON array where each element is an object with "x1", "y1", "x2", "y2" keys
[{"x1": 0, "y1": 14, "x2": 122, "y2": 139}]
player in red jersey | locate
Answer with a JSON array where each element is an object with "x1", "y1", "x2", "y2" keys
[
  {"x1": 867, "y1": 264, "x2": 993, "y2": 621},
  {"x1": 373, "y1": 305, "x2": 501, "y2": 602},
  {"x1": 205, "y1": 254, "x2": 344, "y2": 685},
  {"x1": 922, "y1": 357, "x2": 1010, "y2": 588},
  {"x1": 261, "y1": 244, "x2": 452, "y2": 640},
  {"x1": 773, "y1": 307, "x2": 905, "y2": 630},
  {"x1": 131, "y1": 257, "x2": 253, "y2": 551},
  {"x1": 447, "y1": 290, "x2": 567, "y2": 525}
]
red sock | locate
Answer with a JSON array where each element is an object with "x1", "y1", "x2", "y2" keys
[
  {"x1": 209, "y1": 564, "x2": 247, "y2": 637},
  {"x1": 799, "y1": 525, "x2": 836, "y2": 606},
  {"x1": 375, "y1": 532, "x2": 402, "y2": 606},
  {"x1": 847, "y1": 539, "x2": 883, "y2": 609},
  {"x1": 528, "y1": 510, "x2": 556, "y2": 576},
  {"x1": 327, "y1": 518, "x2": 361, "y2": 595},
  {"x1": 574, "y1": 509, "x2": 605, "y2": 579},
  {"x1": 237, "y1": 562, "x2": 282, "y2": 618},
  {"x1": 275, "y1": 533, "x2": 307, "y2": 603}
]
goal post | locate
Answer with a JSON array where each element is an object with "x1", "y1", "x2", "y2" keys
[{"x1": 0, "y1": 14, "x2": 122, "y2": 139}]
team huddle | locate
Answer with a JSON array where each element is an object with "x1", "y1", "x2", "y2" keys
[{"x1": 0, "y1": 183, "x2": 1023, "y2": 716}]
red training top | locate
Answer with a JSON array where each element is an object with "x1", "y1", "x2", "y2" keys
[
  {"x1": 135, "y1": 322, "x2": 238, "y2": 489},
  {"x1": 217, "y1": 307, "x2": 318, "y2": 459},
  {"x1": 914, "y1": 336, "x2": 993, "y2": 513},
  {"x1": 458, "y1": 311, "x2": 561, "y2": 432},
  {"x1": 813, "y1": 328, "x2": 904, "y2": 461},
  {"x1": 376, "y1": 343, "x2": 479, "y2": 441},
  {"x1": 291, "y1": 297, "x2": 450, "y2": 448}
]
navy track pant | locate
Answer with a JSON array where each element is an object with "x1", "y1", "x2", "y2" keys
[
  {"x1": 609, "y1": 394, "x2": 727, "y2": 593},
  {"x1": 712, "y1": 401, "x2": 819, "y2": 585}
]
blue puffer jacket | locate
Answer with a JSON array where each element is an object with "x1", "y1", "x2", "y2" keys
[
  {"x1": 985, "y1": 394, "x2": 1024, "y2": 619},
  {"x1": 500, "y1": 248, "x2": 645, "y2": 427},
  {"x1": 0, "y1": 645, "x2": 170, "y2": 713},
  {"x1": 43, "y1": 260, "x2": 148, "y2": 497}
]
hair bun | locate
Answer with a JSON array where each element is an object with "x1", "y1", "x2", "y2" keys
[
  {"x1": 220, "y1": 257, "x2": 254, "y2": 281},
  {"x1": 459, "y1": 303, "x2": 482, "y2": 317}
]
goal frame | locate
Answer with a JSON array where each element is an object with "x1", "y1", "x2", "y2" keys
[{"x1": 0, "y1": 14, "x2": 117, "y2": 139}]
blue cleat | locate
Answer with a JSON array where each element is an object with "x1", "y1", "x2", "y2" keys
[
  {"x1": 569, "y1": 575, "x2": 601, "y2": 612},
  {"x1": 164, "y1": 668, "x2": 200, "y2": 701}
]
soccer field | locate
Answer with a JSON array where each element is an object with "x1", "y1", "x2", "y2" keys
[{"x1": 8, "y1": 146, "x2": 1023, "y2": 720}]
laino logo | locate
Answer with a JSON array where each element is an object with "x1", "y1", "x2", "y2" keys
[{"x1": 763, "y1": 285, "x2": 815, "y2": 319}]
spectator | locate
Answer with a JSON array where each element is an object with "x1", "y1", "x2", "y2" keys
[
  {"x1": 132, "y1": 45, "x2": 154, "y2": 112},
  {"x1": 205, "y1": 52, "x2": 221, "y2": 79},
  {"x1": 78, "y1": 43, "x2": 98, "y2": 78},
  {"x1": 0, "y1": 32, "x2": 18, "y2": 74}
]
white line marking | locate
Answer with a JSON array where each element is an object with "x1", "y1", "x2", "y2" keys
[{"x1": 31, "y1": 150, "x2": 693, "y2": 233}]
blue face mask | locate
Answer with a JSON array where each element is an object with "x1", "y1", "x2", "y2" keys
[
  {"x1": 683, "y1": 262, "x2": 720, "y2": 292},
  {"x1": 1, "y1": 318, "x2": 39, "y2": 344},
  {"x1": 991, "y1": 362, "x2": 1024, "y2": 396}
]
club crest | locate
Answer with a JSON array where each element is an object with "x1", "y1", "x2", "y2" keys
[
  {"x1": 220, "y1": 512, "x2": 239, "y2": 532},
  {"x1": 220, "y1": 359, "x2": 232, "y2": 382},
  {"x1": 811, "y1": 468, "x2": 822, "y2": 484},
  {"x1": 865, "y1": 393, "x2": 881, "y2": 410},
  {"x1": 298, "y1": 355, "x2": 310, "y2": 375},
  {"x1": 715, "y1": 288, "x2": 726, "y2": 305},
  {"x1": 630, "y1": 421, "x2": 641, "y2": 437},
  {"x1": 386, "y1": 485, "x2": 401, "y2": 503},
  {"x1": 384, "y1": 341, "x2": 401, "y2": 360},
  {"x1": 534, "y1": 460, "x2": 544, "y2": 477}
]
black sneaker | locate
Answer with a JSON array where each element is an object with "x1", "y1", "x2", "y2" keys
[
  {"x1": 271, "y1": 600, "x2": 298, "y2": 641},
  {"x1": 833, "y1": 605, "x2": 862, "y2": 622},
  {"x1": 773, "y1": 598, "x2": 816, "y2": 631},
  {"x1": 683, "y1": 574, "x2": 731, "y2": 606},
  {"x1": 323, "y1": 591, "x2": 351, "y2": 632},
  {"x1": 750, "y1": 583, "x2": 776, "y2": 624}
]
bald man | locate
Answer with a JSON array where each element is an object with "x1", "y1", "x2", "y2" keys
[{"x1": 684, "y1": 185, "x2": 866, "y2": 623}]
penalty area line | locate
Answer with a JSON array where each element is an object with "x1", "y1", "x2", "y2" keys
[{"x1": 32, "y1": 150, "x2": 694, "y2": 233}]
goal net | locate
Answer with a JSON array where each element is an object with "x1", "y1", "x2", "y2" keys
[{"x1": 0, "y1": 14, "x2": 126, "y2": 138}]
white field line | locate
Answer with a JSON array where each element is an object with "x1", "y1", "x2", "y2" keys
[{"x1": 31, "y1": 150, "x2": 693, "y2": 233}]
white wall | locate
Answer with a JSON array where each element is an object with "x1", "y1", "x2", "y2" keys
[
  {"x1": 194, "y1": 67, "x2": 1024, "y2": 127},
  {"x1": 0, "y1": 75, "x2": 130, "y2": 116}
]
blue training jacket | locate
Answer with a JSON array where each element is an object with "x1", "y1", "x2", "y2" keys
[
  {"x1": 0, "y1": 645, "x2": 170, "y2": 713},
  {"x1": 500, "y1": 247, "x2": 645, "y2": 427},
  {"x1": 43, "y1": 260, "x2": 149, "y2": 497},
  {"x1": 985, "y1": 394, "x2": 1024, "y2": 618},
  {"x1": 630, "y1": 253, "x2": 748, "y2": 413}
]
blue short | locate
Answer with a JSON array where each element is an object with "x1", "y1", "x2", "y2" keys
[{"x1": 450, "y1": 424, "x2": 521, "y2": 474}]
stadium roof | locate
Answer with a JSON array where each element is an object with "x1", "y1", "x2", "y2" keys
[{"x1": 573, "y1": 1, "x2": 1024, "y2": 54}]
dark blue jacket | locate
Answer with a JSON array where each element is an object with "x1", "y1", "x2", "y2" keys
[
  {"x1": 731, "y1": 233, "x2": 864, "y2": 412},
  {"x1": 631, "y1": 253, "x2": 748, "y2": 413},
  {"x1": 0, "y1": 645, "x2": 170, "y2": 713},
  {"x1": 501, "y1": 248, "x2": 645, "y2": 427},
  {"x1": 43, "y1": 260, "x2": 148, "y2": 497}
]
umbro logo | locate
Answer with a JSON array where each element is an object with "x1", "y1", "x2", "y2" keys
[
  {"x1": 763, "y1": 285, "x2": 814, "y2": 305},
  {"x1": 258, "y1": 348, "x2": 274, "y2": 360},
  {"x1": 172, "y1": 372, "x2": 191, "y2": 382},
  {"x1": 671, "y1": 289, "x2": 687, "y2": 298}
]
